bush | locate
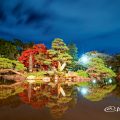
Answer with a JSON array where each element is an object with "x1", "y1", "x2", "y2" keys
[
  {"x1": 0, "y1": 57, "x2": 26, "y2": 71},
  {"x1": 77, "y1": 70, "x2": 89, "y2": 78},
  {"x1": 25, "y1": 71, "x2": 47, "y2": 77}
]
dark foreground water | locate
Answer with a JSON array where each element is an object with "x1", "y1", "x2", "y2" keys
[{"x1": 0, "y1": 84, "x2": 120, "y2": 120}]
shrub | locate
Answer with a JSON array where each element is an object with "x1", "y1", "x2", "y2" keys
[
  {"x1": 77, "y1": 70, "x2": 89, "y2": 78},
  {"x1": 0, "y1": 57, "x2": 26, "y2": 71}
]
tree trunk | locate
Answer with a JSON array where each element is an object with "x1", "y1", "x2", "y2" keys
[{"x1": 29, "y1": 53, "x2": 33, "y2": 72}]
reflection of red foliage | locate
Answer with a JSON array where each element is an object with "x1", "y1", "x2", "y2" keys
[
  {"x1": 51, "y1": 89, "x2": 58, "y2": 95},
  {"x1": 19, "y1": 90, "x2": 48, "y2": 109},
  {"x1": 18, "y1": 44, "x2": 47, "y2": 67}
]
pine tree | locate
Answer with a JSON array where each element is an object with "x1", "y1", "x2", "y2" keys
[
  {"x1": 51, "y1": 38, "x2": 72, "y2": 69},
  {"x1": 68, "y1": 43, "x2": 78, "y2": 61},
  {"x1": 68, "y1": 43, "x2": 79, "y2": 71},
  {"x1": 52, "y1": 38, "x2": 69, "y2": 53}
]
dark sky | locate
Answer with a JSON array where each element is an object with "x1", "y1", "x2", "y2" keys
[{"x1": 0, "y1": 0, "x2": 120, "y2": 54}]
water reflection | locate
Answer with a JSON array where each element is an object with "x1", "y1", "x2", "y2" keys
[
  {"x1": 0, "y1": 95, "x2": 22, "y2": 108},
  {"x1": 0, "y1": 86, "x2": 24, "y2": 99},
  {"x1": 0, "y1": 82, "x2": 120, "y2": 119},
  {"x1": 84, "y1": 85, "x2": 117, "y2": 101},
  {"x1": 0, "y1": 79, "x2": 16, "y2": 85},
  {"x1": 19, "y1": 84, "x2": 76, "y2": 119}
]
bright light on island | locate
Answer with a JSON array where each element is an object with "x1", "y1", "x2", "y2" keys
[
  {"x1": 92, "y1": 79, "x2": 97, "y2": 84},
  {"x1": 79, "y1": 54, "x2": 90, "y2": 65}
]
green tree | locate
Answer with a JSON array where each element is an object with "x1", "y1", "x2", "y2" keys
[
  {"x1": 77, "y1": 70, "x2": 89, "y2": 78},
  {"x1": 87, "y1": 58, "x2": 116, "y2": 80},
  {"x1": 0, "y1": 39, "x2": 18, "y2": 59},
  {"x1": 35, "y1": 52, "x2": 52, "y2": 70},
  {"x1": 52, "y1": 38, "x2": 69, "y2": 53},
  {"x1": 56, "y1": 53, "x2": 72, "y2": 65},
  {"x1": 12, "y1": 39, "x2": 34, "y2": 52},
  {"x1": 68, "y1": 43, "x2": 79, "y2": 71},
  {"x1": 68, "y1": 43, "x2": 78, "y2": 61},
  {"x1": 51, "y1": 38, "x2": 72, "y2": 69},
  {"x1": 108, "y1": 54, "x2": 120, "y2": 73},
  {"x1": 0, "y1": 57, "x2": 26, "y2": 71},
  {"x1": 12, "y1": 39, "x2": 24, "y2": 51}
]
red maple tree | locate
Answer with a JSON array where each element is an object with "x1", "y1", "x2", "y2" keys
[{"x1": 18, "y1": 44, "x2": 47, "y2": 67}]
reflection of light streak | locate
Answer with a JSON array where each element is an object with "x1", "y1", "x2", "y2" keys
[
  {"x1": 27, "y1": 79, "x2": 35, "y2": 102},
  {"x1": 77, "y1": 87, "x2": 89, "y2": 96},
  {"x1": 108, "y1": 78, "x2": 112, "y2": 84},
  {"x1": 28, "y1": 83, "x2": 32, "y2": 102}
]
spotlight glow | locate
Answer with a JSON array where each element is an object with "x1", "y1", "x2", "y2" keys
[
  {"x1": 108, "y1": 78, "x2": 112, "y2": 84},
  {"x1": 80, "y1": 87, "x2": 88, "y2": 96},
  {"x1": 79, "y1": 54, "x2": 90, "y2": 65},
  {"x1": 92, "y1": 79, "x2": 97, "y2": 84}
]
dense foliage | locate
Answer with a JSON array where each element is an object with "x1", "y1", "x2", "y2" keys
[
  {"x1": 87, "y1": 58, "x2": 116, "y2": 79},
  {"x1": 52, "y1": 38, "x2": 69, "y2": 52},
  {"x1": 18, "y1": 44, "x2": 47, "y2": 68},
  {"x1": 77, "y1": 70, "x2": 89, "y2": 78},
  {"x1": 51, "y1": 38, "x2": 73, "y2": 68},
  {"x1": 0, "y1": 38, "x2": 117, "y2": 81},
  {"x1": 0, "y1": 39, "x2": 18, "y2": 59},
  {"x1": 0, "y1": 57, "x2": 26, "y2": 71},
  {"x1": 18, "y1": 38, "x2": 73, "y2": 71}
]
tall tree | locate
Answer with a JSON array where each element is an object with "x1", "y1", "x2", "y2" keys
[
  {"x1": 68, "y1": 43, "x2": 78, "y2": 61},
  {"x1": 12, "y1": 39, "x2": 34, "y2": 51},
  {"x1": 51, "y1": 38, "x2": 72, "y2": 69},
  {"x1": 18, "y1": 44, "x2": 47, "y2": 69},
  {"x1": 52, "y1": 38, "x2": 69, "y2": 53},
  {"x1": 86, "y1": 57, "x2": 116, "y2": 80},
  {"x1": 12, "y1": 39, "x2": 24, "y2": 51},
  {"x1": 67, "y1": 43, "x2": 79, "y2": 71},
  {"x1": 0, "y1": 39, "x2": 18, "y2": 59}
]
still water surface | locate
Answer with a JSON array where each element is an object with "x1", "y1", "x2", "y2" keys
[{"x1": 0, "y1": 84, "x2": 120, "y2": 120}]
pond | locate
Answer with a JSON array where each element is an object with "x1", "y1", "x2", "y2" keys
[{"x1": 0, "y1": 83, "x2": 120, "y2": 120}]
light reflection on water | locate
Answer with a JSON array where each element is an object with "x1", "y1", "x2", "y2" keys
[{"x1": 0, "y1": 82, "x2": 120, "y2": 120}]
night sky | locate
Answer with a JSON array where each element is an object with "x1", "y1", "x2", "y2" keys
[{"x1": 0, "y1": 0, "x2": 120, "y2": 54}]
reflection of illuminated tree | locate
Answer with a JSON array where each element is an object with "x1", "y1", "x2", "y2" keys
[
  {"x1": 69, "y1": 89, "x2": 78, "y2": 108},
  {"x1": 19, "y1": 89, "x2": 48, "y2": 109},
  {"x1": 46, "y1": 85, "x2": 75, "y2": 119},
  {"x1": 113, "y1": 85, "x2": 120, "y2": 98},
  {"x1": 84, "y1": 85, "x2": 116, "y2": 101},
  {"x1": 0, "y1": 94, "x2": 22, "y2": 108},
  {"x1": 0, "y1": 86, "x2": 24, "y2": 99},
  {"x1": 46, "y1": 96, "x2": 72, "y2": 119},
  {"x1": 19, "y1": 84, "x2": 57, "y2": 109},
  {"x1": 19, "y1": 83, "x2": 76, "y2": 119},
  {"x1": 50, "y1": 105, "x2": 69, "y2": 119}
]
